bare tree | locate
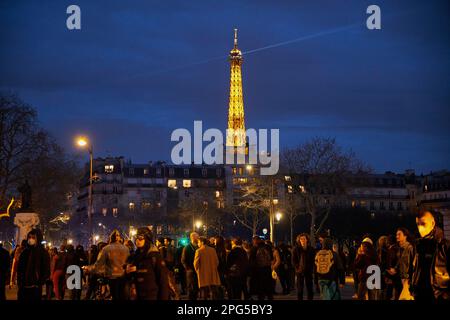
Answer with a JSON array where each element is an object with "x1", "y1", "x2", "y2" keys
[
  {"x1": 176, "y1": 187, "x2": 225, "y2": 236},
  {"x1": 282, "y1": 137, "x2": 370, "y2": 244},
  {"x1": 230, "y1": 176, "x2": 273, "y2": 236},
  {"x1": 0, "y1": 93, "x2": 81, "y2": 228}
]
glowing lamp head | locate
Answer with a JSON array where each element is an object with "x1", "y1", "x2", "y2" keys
[
  {"x1": 275, "y1": 212, "x2": 283, "y2": 222},
  {"x1": 76, "y1": 136, "x2": 89, "y2": 148},
  {"x1": 195, "y1": 220, "x2": 202, "y2": 229}
]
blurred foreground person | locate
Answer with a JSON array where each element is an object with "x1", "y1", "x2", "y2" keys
[
  {"x1": 411, "y1": 211, "x2": 450, "y2": 301},
  {"x1": 17, "y1": 229, "x2": 50, "y2": 301}
]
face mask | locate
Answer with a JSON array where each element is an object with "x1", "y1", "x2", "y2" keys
[
  {"x1": 28, "y1": 238, "x2": 36, "y2": 246},
  {"x1": 418, "y1": 225, "x2": 432, "y2": 238}
]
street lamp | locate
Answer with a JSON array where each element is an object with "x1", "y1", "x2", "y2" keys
[
  {"x1": 75, "y1": 136, "x2": 94, "y2": 245},
  {"x1": 275, "y1": 211, "x2": 283, "y2": 222},
  {"x1": 195, "y1": 220, "x2": 202, "y2": 230}
]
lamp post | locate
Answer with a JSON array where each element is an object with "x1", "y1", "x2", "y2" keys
[
  {"x1": 269, "y1": 178, "x2": 274, "y2": 242},
  {"x1": 274, "y1": 211, "x2": 283, "y2": 244},
  {"x1": 76, "y1": 136, "x2": 94, "y2": 245}
]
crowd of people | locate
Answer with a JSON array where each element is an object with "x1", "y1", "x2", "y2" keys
[{"x1": 0, "y1": 210, "x2": 448, "y2": 301}]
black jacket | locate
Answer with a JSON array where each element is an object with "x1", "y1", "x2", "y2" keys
[
  {"x1": 130, "y1": 245, "x2": 170, "y2": 300},
  {"x1": 226, "y1": 246, "x2": 249, "y2": 278},
  {"x1": 17, "y1": 244, "x2": 50, "y2": 288},
  {"x1": 181, "y1": 243, "x2": 198, "y2": 271},
  {"x1": 292, "y1": 244, "x2": 315, "y2": 275},
  {"x1": 411, "y1": 228, "x2": 450, "y2": 300}
]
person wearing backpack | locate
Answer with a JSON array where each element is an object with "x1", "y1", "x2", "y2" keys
[
  {"x1": 226, "y1": 237, "x2": 249, "y2": 300},
  {"x1": 249, "y1": 236, "x2": 273, "y2": 300},
  {"x1": 314, "y1": 238, "x2": 345, "y2": 300},
  {"x1": 126, "y1": 227, "x2": 170, "y2": 300},
  {"x1": 292, "y1": 233, "x2": 316, "y2": 300},
  {"x1": 277, "y1": 242, "x2": 292, "y2": 295}
]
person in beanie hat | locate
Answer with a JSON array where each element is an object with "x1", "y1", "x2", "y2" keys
[
  {"x1": 85, "y1": 229, "x2": 129, "y2": 300},
  {"x1": 17, "y1": 229, "x2": 50, "y2": 301},
  {"x1": 126, "y1": 227, "x2": 170, "y2": 300}
]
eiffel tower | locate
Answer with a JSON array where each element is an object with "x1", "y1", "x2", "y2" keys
[{"x1": 226, "y1": 28, "x2": 246, "y2": 149}]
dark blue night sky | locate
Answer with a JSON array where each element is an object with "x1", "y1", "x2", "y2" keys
[{"x1": 1, "y1": 0, "x2": 449, "y2": 173}]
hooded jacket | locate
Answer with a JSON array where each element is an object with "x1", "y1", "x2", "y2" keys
[{"x1": 17, "y1": 229, "x2": 50, "y2": 288}]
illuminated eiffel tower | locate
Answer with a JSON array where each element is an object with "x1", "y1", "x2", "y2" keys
[{"x1": 226, "y1": 28, "x2": 246, "y2": 149}]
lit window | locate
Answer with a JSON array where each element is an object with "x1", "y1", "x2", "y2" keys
[
  {"x1": 215, "y1": 190, "x2": 221, "y2": 198},
  {"x1": 168, "y1": 179, "x2": 177, "y2": 189},
  {"x1": 105, "y1": 165, "x2": 114, "y2": 173},
  {"x1": 273, "y1": 199, "x2": 279, "y2": 205},
  {"x1": 144, "y1": 168, "x2": 149, "y2": 175},
  {"x1": 238, "y1": 167, "x2": 243, "y2": 175},
  {"x1": 288, "y1": 185, "x2": 293, "y2": 193},
  {"x1": 232, "y1": 167, "x2": 237, "y2": 175},
  {"x1": 156, "y1": 202, "x2": 161, "y2": 208},
  {"x1": 183, "y1": 180, "x2": 191, "y2": 188},
  {"x1": 112, "y1": 207, "x2": 118, "y2": 217},
  {"x1": 142, "y1": 201, "x2": 151, "y2": 210},
  {"x1": 129, "y1": 202, "x2": 135, "y2": 211},
  {"x1": 299, "y1": 185, "x2": 306, "y2": 193},
  {"x1": 102, "y1": 208, "x2": 107, "y2": 216},
  {"x1": 285, "y1": 176, "x2": 292, "y2": 182}
]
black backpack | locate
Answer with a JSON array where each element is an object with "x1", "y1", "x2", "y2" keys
[{"x1": 256, "y1": 245, "x2": 272, "y2": 268}]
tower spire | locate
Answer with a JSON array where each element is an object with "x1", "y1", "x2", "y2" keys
[{"x1": 226, "y1": 28, "x2": 246, "y2": 148}]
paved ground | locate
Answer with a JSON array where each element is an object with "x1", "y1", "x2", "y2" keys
[{"x1": 5, "y1": 276, "x2": 356, "y2": 300}]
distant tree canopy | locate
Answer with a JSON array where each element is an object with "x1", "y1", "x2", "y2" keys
[
  {"x1": 0, "y1": 93, "x2": 81, "y2": 229},
  {"x1": 281, "y1": 137, "x2": 371, "y2": 243}
]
